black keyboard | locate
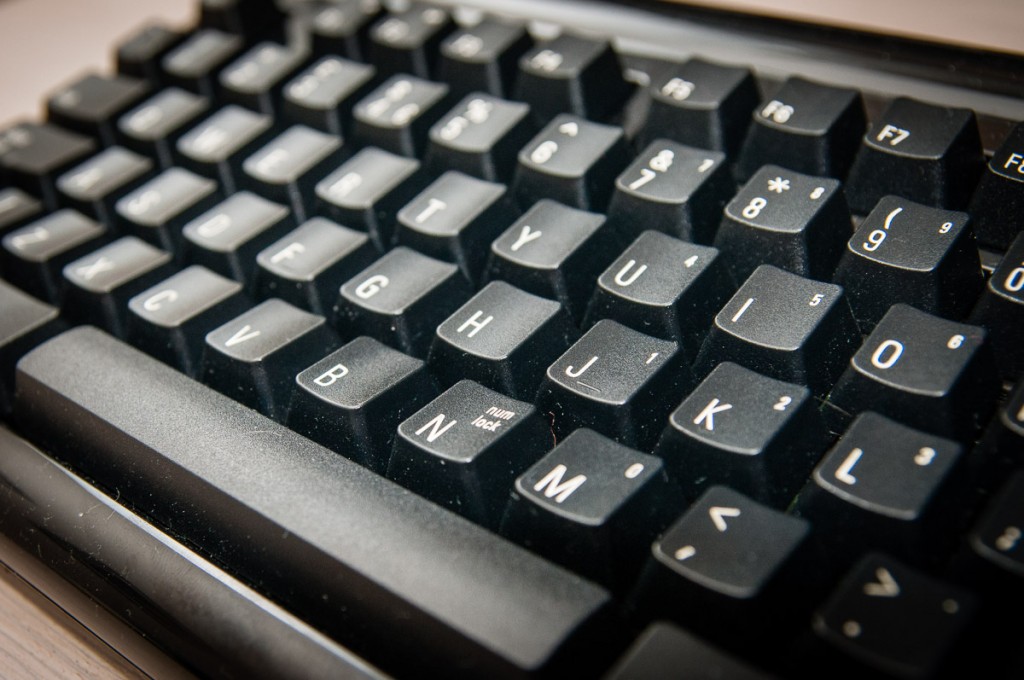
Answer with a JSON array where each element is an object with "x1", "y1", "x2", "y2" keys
[{"x1": 2, "y1": 0, "x2": 1023, "y2": 677}]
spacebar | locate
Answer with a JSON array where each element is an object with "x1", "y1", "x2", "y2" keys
[{"x1": 15, "y1": 327, "x2": 611, "y2": 678}]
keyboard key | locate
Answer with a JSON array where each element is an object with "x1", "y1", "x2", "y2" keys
[
  {"x1": 219, "y1": 42, "x2": 308, "y2": 116},
  {"x1": 825, "y1": 304, "x2": 999, "y2": 440},
  {"x1": 436, "y1": 19, "x2": 533, "y2": 98},
  {"x1": 1, "y1": 210, "x2": 107, "y2": 302},
  {"x1": 116, "y1": 22, "x2": 184, "y2": 85},
  {"x1": 115, "y1": 167, "x2": 221, "y2": 253},
  {"x1": 0, "y1": 280, "x2": 62, "y2": 415},
  {"x1": 0, "y1": 122, "x2": 97, "y2": 209},
  {"x1": 61, "y1": 236, "x2": 174, "y2": 337},
  {"x1": 537, "y1": 319, "x2": 692, "y2": 448},
  {"x1": 583, "y1": 231, "x2": 731, "y2": 359},
  {"x1": 513, "y1": 114, "x2": 629, "y2": 211},
  {"x1": 0, "y1": 188, "x2": 43, "y2": 236},
  {"x1": 117, "y1": 88, "x2": 211, "y2": 168},
  {"x1": 46, "y1": 73, "x2": 151, "y2": 147},
  {"x1": 641, "y1": 58, "x2": 759, "y2": 156},
  {"x1": 502, "y1": 428, "x2": 677, "y2": 587},
  {"x1": 287, "y1": 336, "x2": 436, "y2": 473},
  {"x1": 845, "y1": 97, "x2": 984, "y2": 213},
  {"x1": 181, "y1": 192, "x2": 293, "y2": 285},
  {"x1": 201, "y1": 299, "x2": 338, "y2": 421},
  {"x1": 394, "y1": 170, "x2": 513, "y2": 283},
  {"x1": 486, "y1": 199, "x2": 617, "y2": 321},
  {"x1": 424, "y1": 93, "x2": 534, "y2": 182},
  {"x1": 974, "y1": 379, "x2": 1024, "y2": 473},
  {"x1": 314, "y1": 147, "x2": 424, "y2": 250},
  {"x1": 695, "y1": 265, "x2": 858, "y2": 396},
  {"x1": 367, "y1": 4, "x2": 455, "y2": 79},
  {"x1": 969, "y1": 232, "x2": 1024, "y2": 380},
  {"x1": 176, "y1": 105, "x2": 275, "y2": 194},
  {"x1": 126, "y1": 265, "x2": 248, "y2": 377},
  {"x1": 428, "y1": 281, "x2": 577, "y2": 398},
  {"x1": 161, "y1": 29, "x2": 244, "y2": 99},
  {"x1": 253, "y1": 218, "x2": 375, "y2": 315},
  {"x1": 56, "y1": 146, "x2": 156, "y2": 226},
  {"x1": 388, "y1": 379, "x2": 550, "y2": 528},
  {"x1": 198, "y1": 0, "x2": 286, "y2": 42},
  {"x1": 957, "y1": 469, "x2": 1024, "y2": 601},
  {"x1": 606, "y1": 139, "x2": 730, "y2": 244},
  {"x1": 655, "y1": 362, "x2": 826, "y2": 507},
  {"x1": 714, "y1": 164, "x2": 849, "y2": 281},
  {"x1": 515, "y1": 33, "x2": 631, "y2": 124},
  {"x1": 281, "y1": 56, "x2": 376, "y2": 137},
  {"x1": 833, "y1": 196, "x2": 983, "y2": 331},
  {"x1": 812, "y1": 553, "x2": 976, "y2": 678},
  {"x1": 606, "y1": 623, "x2": 773, "y2": 680},
  {"x1": 735, "y1": 76, "x2": 866, "y2": 182},
  {"x1": 969, "y1": 121, "x2": 1024, "y2": 250},
  {"x1": 240, "y1": 125, "x2": 345, "y2": 223},
  {"x1": 17, "y1": 327, "x2": 612, "y2": 676},
  {"x1": 352, "y1": 74, "x2": 451, "y2": 157},
  {"x1": 336, "y1": 247, "x2": 470, "y2": 357},
  {"x1": 308, "y1": 0, "x2": 383, "y2": 63},
  {"x1": 797, "y1": 412, "x2": 964, "y2": 567}
]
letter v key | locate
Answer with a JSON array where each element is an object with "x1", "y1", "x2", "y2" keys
[{"x1": 225, "y1": 324, "x2": 261, "y2": 347}]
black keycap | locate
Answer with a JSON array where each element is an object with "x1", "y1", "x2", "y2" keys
[
  {"x1": 281, "y1": 56, "x2": 376, "y2": 137},
  {"x1": 833, "y1": 196, "x2": 983, "y2": 331},
  {"x1": 606, "y1": 623, "x2": 774, "y2": 680},
  {"x1": 198, "y1": 0, "x2": 286, "y2": 42},
  {"x1": 734, "y1": 76, "x2": 865, "y2": 182},
  {"x1": 424, "y1": 93, "x2": 534, "y2": 182},
  {"x1": 514, "y1": 33, "x2": 631, "y2": 124},
  {"x1": 181, "y1": 192, "x2": 293, "y2": 285},
  {"x1": 436, "y1": 19, "x2": 533, "y2": 99},
  {"x1": 486, "y1": 199, "x2": 617, "y2": 322},
  {"x1": 253, "y1": 217, "x2": 375, "y2": 316},
  {"x1": 845, "y1": 97, "x2": 984, "y2": 214},
  {"x1": 287, "y1": 336, "x2": 436, "y2": 473},
  {"x1": 0, "y1": 280, "x2": 62, "y2": 415},
  {"x1": 656, "y1": 362, "x2": 826, "y2": 507},
  {"x1": 352, "y1": 74, "x2": 451, "y2": 157},
  {"x1": 240, "y1": 125, "x2": 345, "y2": 223},
  {"x1": 537, "y1": 319, "x2": 692, "y2": 448},
  {"x1": 606, "y1": 139, "x2": 730, "y2": 244},
  {"x1": 969, "y1": 233, "x2": 1024, "y2": 380},
  {"x1": 367, "y1": 4, "x2": 455, "y2": 79},
  {"x1": 219, "y1": 42, "x2": 308, "y2": 116},
  {"x1": 388, "y1": 379, "x2": 550, "y2": 528},
  {"x1": 308, "y1": 0, "x2": 383, "y2": 63},
  {"x1": 812, "y1": 554, "x2": 976, "y2": 678},
  {"x1": 0, "y1": 122, "x2": 96, "y2": 209},
  {"x1": 56, "y1": 146, "x2": 156, "y2": 226},
  {"x1": 175, "y1": 105, "x2": 275, "y2": 193},
  {"x1": 116, "y1": 22, "x2": 183, "y2": 85},
  {"x1": 501, "y1": 428, "x2": 677, "y2": 587},
  {"x1": 695, "y1": 265, "x2": 858, "y2": 396},
  {"x1": 641, "y1": 58, "x2": 759, "y2": 156},
  {"x1": 957, "y1": 470, "x2": 1024, "y2": 601},
  {"x1": 60, "y1": 236, "x2": 174, "y2": 337},
  {"x1": 314, "y1": 147, "x2": 423, "y2": 250},
  {"x1": 117, "y1": 88, "x2": 211, "y2": 168},
  {"x1": 825, "y1": 304, "x2": 999, "y2": 440},
  {"x1": 126, "y1": 265, "x2": 248, "y2": 377},
  {"x1": 969, "y1": 121, "x2": 1024, "y2": 250},
  {"x1": 638, "y1": 486, "x2": 812, "y2": 649},
  {"x1": 161, "y1": 29, "x2": 245, "y2": 99},
  {"x1": 201, "y1": 299, "x2": 338, "y2": 421},
  {"x1": 0, "y1": 188, "x2": 43, "y2": 236},
  {"x1": 1, "y1": 210, "x2": 107, "y2": 302},
  {"x1": 513, "y1": 114, "x2": 628, "y2": 211},
  {"x1": 335, "y1": 247, "x2": 470, "y2": 357},
  {"x1": 46, "y1": 73, "x2": 151, "y2": 147},
  {"x1": 715, "y1": 164, "x2": 849, "y2": 281},
  {"x1": 796, "y1": 412, "x2": 965, "y2": 567},
  {"x1": 974, "y1": 379, "x2": 1024, "y2": 472},
  {"x1": 17, "y1": 327, "x2": 612, "y2": 677},
  {"x1": 584, "y1": 231, "x2": 731, "y2": 359},
  {"x1": 428, "y1": 281, "x2": 577, "y2": 398},
  {"x1": 115, "y1": 167, "x2": 221, "y2": 253},
  {"x1": 395, "y1": 170, "x2": 513, "y2": 283}
]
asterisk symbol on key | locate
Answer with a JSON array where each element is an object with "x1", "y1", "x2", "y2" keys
[{"x1": 767, "y1": 176, "x2": 791, "y2": 193}]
